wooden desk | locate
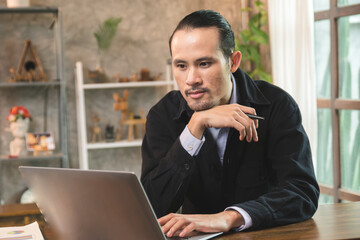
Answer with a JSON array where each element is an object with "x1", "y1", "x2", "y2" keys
[
  {"x1": 0, "y1": 203, "x2": 43, "y2": 227},
  {"x1": 2, "y1": 202, "x2": 359, "y2": 239},
  {"x1": 0, "y1": 203, "x2": 56, "y2": 240},
  {"x1": 217, "y1": 201, "x2": 360, "y2": 240}
]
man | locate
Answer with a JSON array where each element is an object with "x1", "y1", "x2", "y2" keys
[{"x1": 141, "y1": 10, "x2": 319, "y2": 238}]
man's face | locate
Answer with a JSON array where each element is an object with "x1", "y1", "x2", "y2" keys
[{"x1": 171, "y1": 27, "x2": 233, "y2": 111}]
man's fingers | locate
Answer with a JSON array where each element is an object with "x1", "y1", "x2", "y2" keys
[
  {"x1": 247, "y1": 120, "x2": 258, "y2": 142},
  {"x1": 231, "y1": 120, "x2": 245, "y2": 141},
  {"x1": 255, "y1": 118, "x2": 259, "y2": 128},
  {"x1": 159, "y1": 214, "x2": 191, "y2": 238},
  {"x1": 252, "y1": 121, "x2": 258, "y2": 141},
  {"x1": 160, "y1": 215, "x2": 178, "y2": 235},
  {"x1": 231, "y1": 114, "x2": 257, "y2": 142},
  {"x1": 158, "y1": 212, "x2": 236, "y2": 237},
  {"x1": 167, "y1": 218, "x2": 188, "y2": 237},
  {"x1": 158, "y1": 213, "x2": 174, "y2": 225},
  {"x1": 179, "y1": 222, "x2": 196, "y2": 237},
  {"x1": 246, "y1": 120, "x2": 253, "y2": 142},
  {"x1": 236, "y1": 110, "x2": 259, "y2": 143}
]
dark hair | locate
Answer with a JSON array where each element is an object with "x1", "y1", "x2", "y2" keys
[{"x1": 169, "y1": 10, "x2": 235, "y2": 58}]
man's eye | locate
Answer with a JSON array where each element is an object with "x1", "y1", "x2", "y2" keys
[
  {"x1": 177, "y1": 64, "x2": 186, "y2": 69},
  {"x1": 200, "y1": 62, "x2": 211, "y2": 67}
]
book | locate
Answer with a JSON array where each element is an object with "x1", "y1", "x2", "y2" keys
[{"x1": 0, "y1": 222, "x2": 44, "y2": 240}]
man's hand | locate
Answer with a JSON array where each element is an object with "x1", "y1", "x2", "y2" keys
[
  {"x1": 188, "y1": 104, "x2": 259, "y2": 142},
  {"x1": 158, "y1": 211, "x2": 244, "y2": 238}
]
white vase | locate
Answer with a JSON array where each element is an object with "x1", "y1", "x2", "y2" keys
[
  {"x1": 6, "y1": 0, "x2": 30, "y2": 8},
  {"x1": 9, "y1": 118, "x2": 29, "y2": 157}
]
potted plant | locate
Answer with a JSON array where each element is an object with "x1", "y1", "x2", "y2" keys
[
  {"x1": 89, "y1": 17, "x2": 122, "y2": 82},
  {"x1": 94, "y1": 17, "x2": 122, "y2": 71}
]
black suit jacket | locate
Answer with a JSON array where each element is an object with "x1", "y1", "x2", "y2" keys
[{"x1": 141, "y1": 68, "x2": 319, "y2": 230}]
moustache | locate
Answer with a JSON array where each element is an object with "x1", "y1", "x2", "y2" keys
[{"x1": 185, "y1": 87, "x2": 210, "y2": 96}]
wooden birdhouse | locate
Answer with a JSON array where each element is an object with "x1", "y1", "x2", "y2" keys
[{"x1": 8, "y1": 40, "x2": 47, "y2": 83}]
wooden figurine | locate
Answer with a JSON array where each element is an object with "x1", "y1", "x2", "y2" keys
[
  {"x1": 129, "y1": 74, "x2": 138, "y2": 82},
  {"x1": 113, "y1": 90, "x2": 129, "y2": 140},
  {"x1": 122, "y1": 110, "x2": 146, "y2": 141},
  {"x1": 111, "y1": 74, "x2": 121, "y2": 83},
  {"x1": 8, "y1": 68, "x2": 18, "y2": 82},
  {"x1": 120, "y1": 77, "x2": 129, "y2": 82},
  {"x1": 113, "y1": 90, "x2": 146, "y2": 141},
  {"x1": 88, "y1": 68, "x2": 107, "y2": 83},
  {"x1": 113, "y1": 90, "x2": 129, "y2": 121},
  {"x1": 140, "y1": 68, "x2": 151, "y2": 81},
  {"x1": 90, "y1": 114, "x2": 102, "y2": 142},
  {"x1": 138, "y1": 68, "x2": 162, "y2": 81}
]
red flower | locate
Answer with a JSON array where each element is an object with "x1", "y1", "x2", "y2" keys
[
  {"x1": 7, "y1": 106, "x2": 31, "y2": 122},
  {"x1": 10, "y1": 106, "x2": 18, "y2": 115}
]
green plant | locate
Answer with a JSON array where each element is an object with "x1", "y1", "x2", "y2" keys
[
  {"x1": 94, "y1": 17, "x2": 122, "y2": 52},
  {"x1": 235, "y1": 1, "x2": 272, "y2": 83}
]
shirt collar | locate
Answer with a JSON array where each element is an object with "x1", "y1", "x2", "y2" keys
[{"x1": 230, "y1": 73, "x2": 238, "y2": 104}]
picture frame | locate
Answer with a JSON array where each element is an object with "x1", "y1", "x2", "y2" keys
[{"x1": 26, "y1": 132, "x2": 55, "y2": 152}]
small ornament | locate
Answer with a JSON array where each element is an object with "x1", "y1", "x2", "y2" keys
[
  {"x1": 105, "y1": 124, "x2": 115, "y2": 142},
  {"x1": 7, "y1": 106, "x2": 31, "y2": 157}
]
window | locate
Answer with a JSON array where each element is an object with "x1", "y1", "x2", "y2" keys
[{"x1": 314, "y1": 0, "x2": 360, "y2": 203}]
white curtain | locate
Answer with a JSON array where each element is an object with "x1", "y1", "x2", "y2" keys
[{"x1": 268, "y1": 0, "x2": 318, "y2": 168}]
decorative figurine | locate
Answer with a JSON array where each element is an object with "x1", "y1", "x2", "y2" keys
[
  {"x1": 88, "y1": 68, "x2": 108, "y2": 83},
  {"x1": 140, "y1": 68, "x2": 151, "y2": 81},
  {"x1": 8, "y1": 40, "x2": 47, "y2": 83},
  {"x1": 105, "y1": 124, "x2": 115, "y2": 142},
  {"x1": 138, "y1": 68, "x2": 162, "y2": 81},
  {"x1": 113, "y1": 89, "x2": 146, "y2": 141},
  {"x1": 113, "y1": 90, "x2": 129, "y2": 140},
  {"x1": 129, "y1": 74, "x2": 138, "y2": 82},
  {"x1": 7, "y1": 106, "x2": 31, "y2": 157},
  {"x1": 90, "y1": 114, "x2": 102, "y2": 142}
]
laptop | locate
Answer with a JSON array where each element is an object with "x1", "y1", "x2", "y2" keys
[{"x1": 19, "y1": 166, "x2": 222, "y2": 240}]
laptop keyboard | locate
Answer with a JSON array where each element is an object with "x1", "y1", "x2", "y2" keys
[{"x1": 167, "y1": 237, "x2": 189, "y2": 240}]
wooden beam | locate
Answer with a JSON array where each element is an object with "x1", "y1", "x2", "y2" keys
[
  {"x1": 319, "y1": 183, "x2": 333, "y2": 196},
  {"x1": 319, "y1": 184, "x2": 360, "y2": 202},
  {"x1": 316, "y1": 3, "x2": 360, "y2": 20},
  {"x1": 334, "y1": 99, "x2": 360, "y2": 110},
  {"x1": 317, "y1": 99, "x2": 331, "y2": 108},
  {"x1": 338, "y1": 188, "x2": 360, "y2": 201},
  {"x1": 333, "y1": 4, "x2": 360, "y2": 18},
  {"x1": 315, "y1": 10, "x2": 330, "y2": 21}
]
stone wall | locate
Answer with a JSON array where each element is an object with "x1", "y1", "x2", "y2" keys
[{"x1": 0, "y1": 0, "x2": 271, "y2": 203}]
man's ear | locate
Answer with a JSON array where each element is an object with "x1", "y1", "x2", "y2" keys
[{"x1": 230, "y1": 51, "x2": 241, "y2": 73}]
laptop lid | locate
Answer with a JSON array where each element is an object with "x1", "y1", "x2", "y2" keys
[
  {"x1": 19, "y1": 166, "x2": 167, "y2": 240},
  {"x1": 19, "y1": 166, "x2": 222, "y2": 240}
]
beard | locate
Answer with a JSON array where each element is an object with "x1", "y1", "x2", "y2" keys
[
  {"x1": 188, "y1": 100, "x2": 214, "y2": 111},
  {"x1": 184, "y1": 87, "x2": 215, "y2": 111}
]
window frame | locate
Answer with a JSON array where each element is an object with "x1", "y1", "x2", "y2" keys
[{"x1": 314, "y1": 0, "x2": 360, "y2": 202}]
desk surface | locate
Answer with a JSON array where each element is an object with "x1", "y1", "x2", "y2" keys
[
  {"x1": 1, "y1": 202, "x2": 359, "y2": 239},
  {"x1": 217, "y1": 201, "x2": 360, "y2": 240},
  {"x1": 0, "y1": 203, "x2": 40, "y2": 218}
]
